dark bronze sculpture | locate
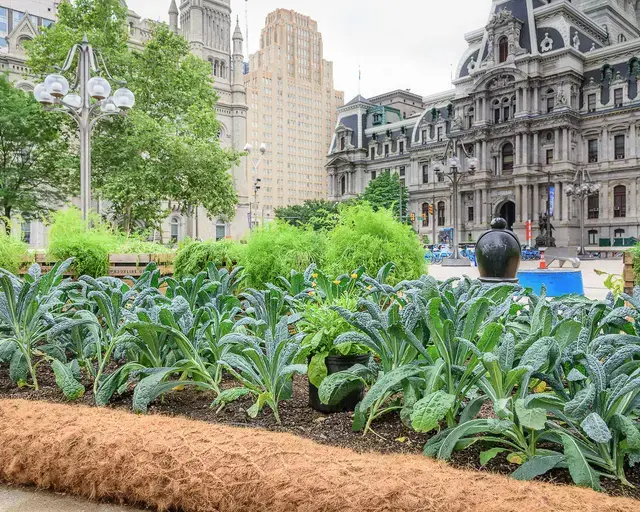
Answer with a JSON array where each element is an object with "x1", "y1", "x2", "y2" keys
[
  {"x1": 476, "y1": 218, "x2": 522, "y2": 283},
  {"x1": 535, "y1": 213, "x2": 556, "y2": 248}
]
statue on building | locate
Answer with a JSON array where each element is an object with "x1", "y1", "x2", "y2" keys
[{"x1": 536, "y1": 212, "x2": 556, "y2": 248}]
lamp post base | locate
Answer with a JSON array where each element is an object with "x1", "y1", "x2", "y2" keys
[{"x1": 442, "y1": 257, "x2": 471, "y2": 267}]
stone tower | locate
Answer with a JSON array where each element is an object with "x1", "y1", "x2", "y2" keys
[{"x1": 168, "y1": 0, "x2": 249, "y2": 239}]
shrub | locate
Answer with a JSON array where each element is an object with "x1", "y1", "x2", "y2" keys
[
  {"x1": 243, "y1": 222, "x2": 326, "y2": 288},
  {"x1": 324, "y1": 203, "x2": 425, "y2": 284},
  {"x1": 0, "y1": 232, "x2": 30, "y2": 273},
  {"x1": 174, "y1": 238, "x2": 245, "y2": 279}
]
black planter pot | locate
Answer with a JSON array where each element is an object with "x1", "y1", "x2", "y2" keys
[
  {"x1": 308, "y1": 354, "x2": 371, "y2": 413},
  {"x1": 476, "y1": 217, "x2": 522, "y2": 283}
]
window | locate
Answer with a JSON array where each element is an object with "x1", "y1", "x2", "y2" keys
[
  {"x1": 588, "y1": 139, "x2": 598, "y2": 163},
  {"x1": 614, "y1": 228, "x2": 625, "y2": 238},
  {"x1": 42, "y1": 19, "x2": 54, "y2": 28},
  {"x1": 384, "y1": 145, "x2": 389, "y2": 156},
  {"x1": 340, "y1": 136, "x2": 345, "y2": 151},
  {"x1": 371, "y1": 170, "x2": 376, "y2": 180},
  {"x1": 467, "y1": 108, "x2": 474, "y2": 128},
  {"x1": 216, "y1": 223, "x2": 226, "y2": 241},
  {"x1": 498, "y1": 37, "x2": 508, "y2": 63},
  {"x1": 437, "y1": 127, "x2": 443, "y2": 141},
  {"x1": 468, "y1": 206, "x2": 474, "y2": 222},
  {"x1": 422, "y1": 165, "x2": 429, "y2": 184},
  {"x1": 13, "y1": 10, "x2": 23, "y2": 26},
  {"x1": 170, "y1": 218, "x2": 180, "y2": 243},
  {"x1": 437, "y1": 201, "x2": 446, "y2": 226},
  {"x1": 340, "y1": 175, "x2": 346, "y2": 196},
  {"x1": 614, "y1": 185, "x2": 626, "y2": 217},
  {"x1": 399, "y1": 166, "x2": 405, "y2": 177},
  {"x1": 21, "y1": 222, "x2": 31, "y2": 244},
  {"x1": 494, "y1": 104, "x2": 501, "y2": 124},
  {"x1": 587, "y1": 94, "x2": 596, "y2": 112},
  {"x1": 438, "y1": 172, "x2": 444, "y2": 182},
  {"x1": 503, "y1": 106, "x2": 510, "y2": 122},
  {"x1": 546, "y1": 96, "x2": 554, "y2": 113},
  {"x1": 0, "y1": 8, "x2": 6, "y2": 35},
  {"x1": 502, "y1": 143, "x2": 514, "y2": 172},
  {"x1": 588, "y1": 230, "x2": 598, "y2": 246},
  {"x1": 399, "y1": 141, "x2": 404, "y2": 154},
  {"x1": 588, "y1": 194, "x2": 599, "y2": 219},
  {"x1": 614, "y1": 88, "x2": 623, "y2": 107},
  {"x1": 422, "y1": 203, "x2": 429, "y2": 227},
  {"x1": 421, "y1": 129, "x2": 427, "y2": 143},
  {"x1": 546, "y1": 149, "x2": 554, "y2": 165},
  {"x1": 615, "y1": 135, "x2": 625, "y2": 159},
  {"x1": 370, "y1": 147, "x2": 375, "y2": 160}
]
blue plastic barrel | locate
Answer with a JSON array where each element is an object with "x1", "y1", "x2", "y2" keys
[{"x1": 517, "y1": 269, "x2": 584, "y2": 296}]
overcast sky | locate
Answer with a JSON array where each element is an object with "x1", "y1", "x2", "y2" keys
[{"x1": 125, "y1": 0, "x2": 491, "y2": 100}]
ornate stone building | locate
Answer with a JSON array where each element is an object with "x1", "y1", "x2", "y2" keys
[
  {"x1": 327, "y1": 0, "x2": 640, "y2": 247},
  {"x1": 0, "y1": 0, "x2": 250, "y2": 245}
]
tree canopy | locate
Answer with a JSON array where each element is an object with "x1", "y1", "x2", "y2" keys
[
  {"x1": 0, "y1": 75, "x2": 77, "y2": 234},
  {"x1": 275, "y1": 200, "x2": 342, "y2": 231},
  {"x1": 360, "y1": 170, "x2": 408, "y2": 221},
  {"x1": 26, "y1": 0, "x2": 239, "y2": 234}
]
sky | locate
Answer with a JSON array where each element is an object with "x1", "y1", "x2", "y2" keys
[{"x1": 125, "y1": 0, "x2": 491, "y2": 100}]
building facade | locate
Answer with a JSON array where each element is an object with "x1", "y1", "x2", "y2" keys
[
  {"x1": 244, "y1": 9, "x2": 343, "y2": 224},
  {"x1": 327, "y1": 0, "x2": 640, "y2": 248},
  {"x1": 0, "y1": 0, "x2": 250, "y2": 245}
]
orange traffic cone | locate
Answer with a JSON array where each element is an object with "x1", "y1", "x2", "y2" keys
[{"x1": 539, "y1": 250, "x2": 547, "y2": 270}]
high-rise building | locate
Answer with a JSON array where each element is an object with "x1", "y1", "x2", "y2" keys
[{"x1": 244, "y1": 9, "x2": 343, "y2": 223}]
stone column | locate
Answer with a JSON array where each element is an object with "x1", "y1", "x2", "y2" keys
[
  {"x1": 555, "y1": 129, "x2": 561, "y2": 160},
  {"x1": 533, "y1": 132, "x2": 540, "y2": 164},
  {"x1": 522, "y1": 185, "x2": 529, "y2": 222},
  {"x1": 563, "y1": 128, "x2": 569, "y2": 161},
  {"x1": 523, "y1": 87, "x2": 529, "y2": 112},
  {"x1": 601, "y1": 181, "x2": 609, "y2": 220},
  {"x1": 533, "y1": 87, "x2": 540, "y2": 113},
  {"x1": 602, "y1": 127, "x2": 609, "y2": 161},
  {"x1": 482, "y1": 141, "x2": 488, "y2": 170},
  {"x1": 515, "y1": 134, "x2": 521, "y2": 166},
  {"x1": 481, "y1": 188, "x2": 487, "y2": 225},
  {"x1": 631, "y1": 123, "x2": 637, "y2": 158},
  {"x1": 516, "y1": 185, "x2": 522, "y2": 223},
  {"x1": 522, "y1": 133, "x2": 529, "y2": 166},
  {"x1": 533, "y1": 183, "x2": 540, "y2": 220},
  {"x1": 562, "y1": 183, "x2": 570, "y2": 221}
]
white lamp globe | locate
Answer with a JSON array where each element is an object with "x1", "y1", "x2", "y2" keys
[
  {"x1": 259, "y1": 143, "x2": 267, "y2": 154},
  {"x1": 449, "y1": 156, "x2": 460, "y2": 168},
  {"x1": 88, "y1": 76, "x2": 111, "y2": 100},
  {"x1": 433, "y1": 163, "x2": 442, "y2": 173},
  {"x1": 34, "y1": 83, "x2": 54, "y2": 105},
  {"x1": 244, "y1": 143, "x2": 253, "y2": 153},
  {"x1": 566, "y1": 185, "x2": 574, "y2": 195},
  {"x1": 113, "y1": 87, "x2": 135, "y2": 110},
  {"x1": 44, "y1": 74, "x2": 69, "y2": 98},
  {"x1": 33, "y1": 83, "x2": 46, "y2": 102},
  {"x1": 468, "y1": 157, "x2": 479, "y2": 170},
  {"x1": 100, "y1": 100, "x2": 118, "y2": 113},
  {"x1": 62, "y1": 92, "x2": 82, "y2": 109}
]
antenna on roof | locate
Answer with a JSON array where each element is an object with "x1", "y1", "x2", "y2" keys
[{"x1": 358, "y1": 64, "x2": 361, "y2": 96}]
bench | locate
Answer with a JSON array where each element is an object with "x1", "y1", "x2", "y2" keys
[{"x1": 543, "y1": 247, "x2": 581, "y2": 269}]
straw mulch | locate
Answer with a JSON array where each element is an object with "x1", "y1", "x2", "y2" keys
[{"x1": 0, "y1": 399, "x2": 637, "y2": 512}]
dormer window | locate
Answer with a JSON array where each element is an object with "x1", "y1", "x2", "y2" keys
[
  {"x1": 340, "y1": 136, "x2": 346, "y2": 151},
  {"x1": 373, "y1": 113, "x2": 383, "y2": 125},
  {"x1": 498, "y1": 37, "x2": 508, "y2": 63}
]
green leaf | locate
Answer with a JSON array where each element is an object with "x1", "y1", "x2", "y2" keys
[
  {"x1": 583, "y1": 355, "x2": 607, "y2": 393},
  {"x1": 318, "y1": 364, "x2": 370, "y2": 405},
  {"x1": 613, "y1": 414, "x2": 640, "y2": 450},
  {"x1": 561, "y1": 434, "x2": 601, "y2": 491},
  {"x1": 567, "y1": 368, "x2": 586, "y2": 382},
  {"x1": 480, "y1": 447, "x2": 507, "y2": 466},
  {"x1": 520, "y1": 337, "x2": 559, "y2": 373},
  {"x1": 437, "y1": 419, "x2": 506, "y2": 460},
  {"x1": 308, "y1": 351, "x2": 329, "y2": 388},
  {"x1": 359, "y1": 365, "x2": 423, "y2": 412},
  {"x1": 493, "y1": 398, "x2": 511, "y2": 420},
  {"x1": 459, "y1": 396, "x2": 486, "y2": 424},
  {"x1": 9, "y1": 349, "x2": 27, "y2": 386},
  {"x1": 132, "y1": 368, "x2": 177, "y2": 414},
  {"x1": 580, "y1": 413, "x2": 612, "y2": 444},
  {"x1": 211, "y1": 387, "x2": 252, "y2": 409},
  {"x1": 564, "y1": 384, "x2": 595, "y2": 422},
  {"x1": 410, "y1": 391, "x2": 455, "y2": 433},
  {"x1": 51, "y1": 359, "x2": 85, "y2": 401},
  {"x1": 247, "y1": 392, "x2": 270, "y2": 418},
  {"x1": 0, "y1": 340, "x2": 17, "y2": 363},
  {"x1": 515, "y1": 399, "x2": 547, "y2": 430},
  {"x1": 511, "y1": 455, "x2": 564, "y2": 481},
  {"x1": 352, "y1": 401, "x2": 366, "y2": 432}
]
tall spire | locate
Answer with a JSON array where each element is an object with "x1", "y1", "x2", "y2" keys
[
  {"x1": 168, "y1": 0, "x2": 178, "y2": 14},
  {"x1": 168, "y1": 0, "x2": 178, "y2": 33},
  {"x1": 233, "y1": 16, "x2": 244, "y2": 41}
]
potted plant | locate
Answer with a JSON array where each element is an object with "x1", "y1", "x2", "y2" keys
[{"x1": 298, "y1": 292, "x2": 370, "y2": 413}]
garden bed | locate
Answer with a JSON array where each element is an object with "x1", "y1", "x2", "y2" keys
[{"x1": 1, "y1": 365, "x2": 639, "y2": 503}]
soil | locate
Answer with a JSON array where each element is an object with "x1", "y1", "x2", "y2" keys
[{"x1": 1, "y1": 364, "x2": 638, "y2": 502}]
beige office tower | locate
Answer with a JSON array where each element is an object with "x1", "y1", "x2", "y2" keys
[{"x1": 244, "y1": 9, "x2": 343, "y2": 223}]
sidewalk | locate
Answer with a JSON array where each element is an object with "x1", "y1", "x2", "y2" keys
[{"x1": 0, "y1": 485, "x2": 140, "y2": 512}]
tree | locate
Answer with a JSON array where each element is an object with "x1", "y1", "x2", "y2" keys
[
  {"x1": 0, "y1": 75, "x2": 77, "y2": 234},
  {"x1": 26, "y1": 1, "x2": 239, "y2": 233},
  {"x1": 360, "y1": 170, "x2": 408, "y2": 221},
  {"x1": 275, "y1": 200, "x2": 342, "y2": 231}
]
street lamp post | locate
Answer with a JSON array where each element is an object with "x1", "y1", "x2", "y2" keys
[
  {"x1": 433, "y1": 137, "x2": 478, "y2": 267},
  {"x1": 33, "y1": 36, "x2": 135, "y2": 221},
  {"x1": 565, "y1": 168, "x2": 600, "y2": 257},
  {"x1": 245, "y1": 142, "x2": 267, "y2": 229}
]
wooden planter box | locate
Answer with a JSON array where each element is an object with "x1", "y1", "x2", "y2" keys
[{"x1": 623, "y1": 252, "x2": 635, "y2": 295}]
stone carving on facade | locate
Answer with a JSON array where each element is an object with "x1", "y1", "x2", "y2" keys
[
  {"x1": 467, "y1": 56, "x2": 477, "y2": 75},
  {"x1": 540, "y1": 33, "x2": 554, "y2": 53},
  {"x1": 590, "y1": 42, "x2": 597, "y2": 52},
  {"x1": 482, "y1": 8, "x2": 526, "y2": 68},
  {"x1": 488, "y1": 74, "x2": 516, "y2": 90},
  {"x1": 573, "y1": 31, "x2": 581, "y2": 51}
]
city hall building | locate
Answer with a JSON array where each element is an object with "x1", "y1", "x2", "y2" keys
[{"x1": 327, "y1": 0, "x2": 640, "y2": 247}]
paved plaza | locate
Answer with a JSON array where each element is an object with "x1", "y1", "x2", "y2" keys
[
  {"x1": 0, "y1": 485, "x2": 138, "y2": 512},
  {"x1": 428, "y1": 258, "x2": 625, "y2": 301}
]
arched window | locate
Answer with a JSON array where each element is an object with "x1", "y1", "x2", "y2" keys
[
  {"x1": 340, "y1": 175, "x2": 346, "y2": 196},
  {"x1": 21, "y1": 222, "x2": 31, "y2": 245},
  {"x1": 503, "y1": 97, "x2": 511, "y2": 122},
  {"x1": 170, "y1": 218, "x2": 180, "y2": 243},
  {"x1": 493, "y1": 99, "x2": 501, "y2": 124},
  {"x1": 511, "y1": 95, "x2": 517, "y2": 117},
  {"x1": 422, "y1": 203, "x2": 429, "y2": 227},
  {"x1": 502, "y1": 143, "x2": 514, "y2": 173},
  {"x1": 467, "y1": 107, "x2": 474, "y2": 128},
  {"x1": 498, "y1": 36, "x2": 509, "y2": 63},
  {"x1": 614, "y1": 185, "x2": 626, "y2": 218},
  {"x1": 546, "y1": 88, "x2": 555, "y2": 113},
  {"x1": 213, "y1": 60, "x2": 219, "y2": 77},
  {"x1": 437, "y1": 201, "x2": 446, "y2": 226},
  {"x1": 588, "y1": 230, "x2": 598, "y2": 246},
  {"x1": 216, "y1": 223, "x2": 226, "y2": 241}
]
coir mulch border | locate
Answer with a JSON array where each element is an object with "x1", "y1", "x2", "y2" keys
[{"x1": 0, "y1": 399, "x2": 636, "y2": 512}]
